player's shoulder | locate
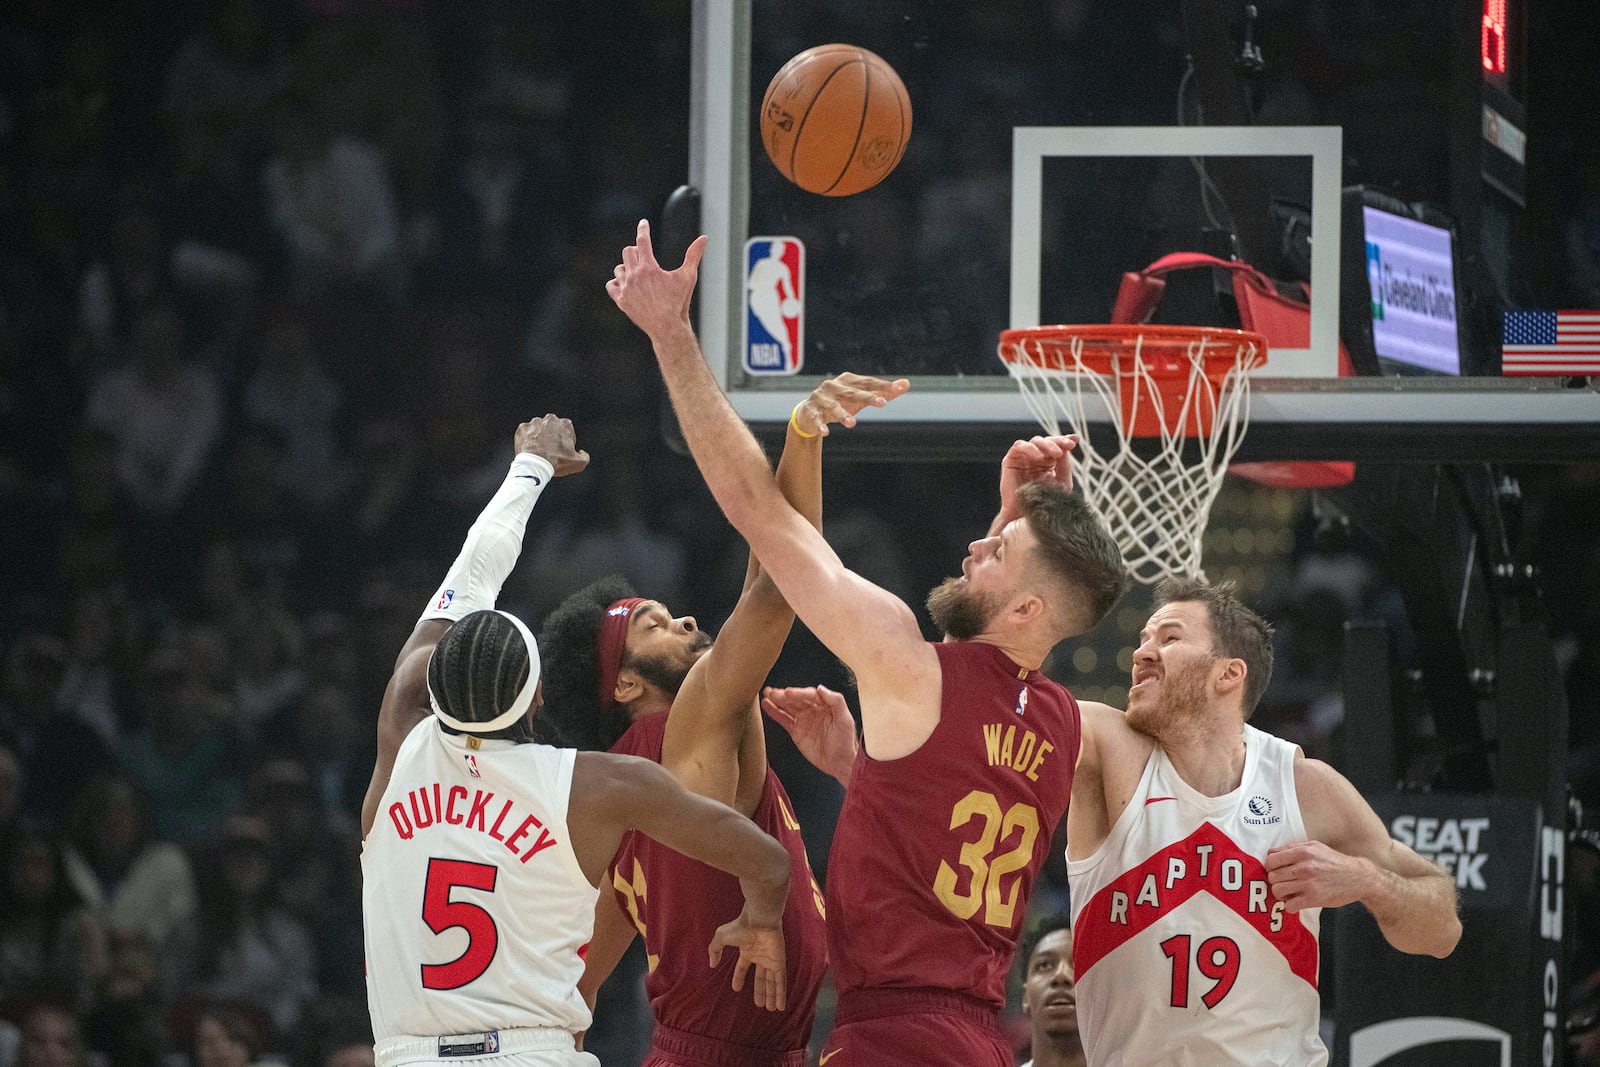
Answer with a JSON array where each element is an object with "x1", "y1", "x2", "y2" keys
[
  {"x1": 1290, "y1": 752, "x2": 1361, "y2": 809},
  {"x1": 1078, "y1": 700, "x2": 1143, "y2": 745}
]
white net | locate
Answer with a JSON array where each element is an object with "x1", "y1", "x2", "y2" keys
[{"x1": 1000, "y1": 329, "x2": 1260, "y2": 584}]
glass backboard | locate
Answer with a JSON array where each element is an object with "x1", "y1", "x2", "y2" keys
[{"x1": 684, "y1": 0, "x2": 1600, "y2": 463}]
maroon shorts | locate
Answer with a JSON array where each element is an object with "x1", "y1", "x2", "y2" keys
[
  {"x1": 818, "y1": 989, "x2": 1010, "y2": 1067},
  {"x1": 640, "y1": 1023, "x2": 807, "y2": 1067}
]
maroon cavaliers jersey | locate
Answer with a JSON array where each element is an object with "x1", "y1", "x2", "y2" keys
[
  {"x1": 825, "y1": 641, "x2": 1080, "y2": 1010},
  {"x1": 608, "y1": 712, "x2": 828, "y2": 1052}
]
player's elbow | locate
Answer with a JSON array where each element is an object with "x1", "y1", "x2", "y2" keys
[
  {"x1": 1428, "y1": 913, "x2": 1463, "y2": 958},
  {"x1": 1388, "y1": 912, "x2": 1461, "y2": 959}
]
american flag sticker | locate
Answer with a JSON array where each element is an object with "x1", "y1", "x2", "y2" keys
[
  {"x1": 743, "y1": 237, "x2": 804, "y2": 375},
  {"x1": 1502, "y1": 310, "x2": 1600, "y2": 374}
]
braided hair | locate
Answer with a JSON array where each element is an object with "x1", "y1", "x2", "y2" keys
[{"x1": 427, "y1": 610, "x2": 535, "y2": 741}]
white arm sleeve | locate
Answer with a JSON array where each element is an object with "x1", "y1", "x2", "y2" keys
[{"x1": 419, "y1": 452, "x2": 555, "y2": 624}]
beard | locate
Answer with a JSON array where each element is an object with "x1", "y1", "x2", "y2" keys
[
  {"x1": 1125, "y1": 655, "x2": 1210, "y2": 738},
  {"x1": 626, "y1": 630, "x2": 713, "y2": 698},
  {"x1": 926, "y1": 577, "x2": 1003, "y2": 640}
]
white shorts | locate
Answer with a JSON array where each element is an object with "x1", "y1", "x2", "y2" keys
[{"x1": 375, "y1": 1029, "x2": 598, "y2": 1067}]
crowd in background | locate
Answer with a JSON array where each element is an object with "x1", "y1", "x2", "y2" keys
[{"x1": 1, "y1": 2, "x2": 1597, "y2": 1065}]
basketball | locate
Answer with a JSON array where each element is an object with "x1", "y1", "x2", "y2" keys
[{"x1": 759, "y1": 44, "x2": 912, "y2": 197}]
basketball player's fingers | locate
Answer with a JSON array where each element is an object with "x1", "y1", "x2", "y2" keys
[
  {"x1": 635, "y1": 218, "x2": 654, "y2": 261},
  {"x1": 605, "y1": 278, "x2": 622, "y2": 299},
  {"x1": 760, "y1": 965, "x2": 783, "y2": 1011},
  {"x1": 1053, "y1": 446, "x2": 1074, "y2": 482},
  {"x1": 1029, "y1": 435, "x2": 1067, "y2": 460},
  {"x1": 682, "y1": 233, "x2": 708, "y2": 275},
  {"x1": 613, "y1": 262, "x2": 626, "y2": 279},
  {"x1": 729, "y1": 955, "x2": 751, "y2": 993},
  {"x1": 1263, "y1": 844, "x2": 1308, "y2": 871},
  {"x1": 760, "y1": 694, "x2": 797, "y2": 725}
]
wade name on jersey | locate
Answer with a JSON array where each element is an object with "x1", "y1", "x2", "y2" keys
[
  {"x1": 386, "y1": 782, "x2": 560, "y2": 865},
  {"x1": 982, "y1": 721, "x2": 1056, "y2": 781}
]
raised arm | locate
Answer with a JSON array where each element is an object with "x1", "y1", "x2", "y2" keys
[
  {"x1": 569, "y1": 750, "x2": 792, "y2": 1010},
  {"x1": 360, "y1": 416, "x2": 589, "y2": 839},
  {"x1": 1267, "y1": 757, "x2": 1462, "y2": 958},
  {"x1": 663, "y1": 373, "x2": 909, "y2": 809},
  {"x1": 607, "y1": 221, "x2": 937, "y2": 757}
]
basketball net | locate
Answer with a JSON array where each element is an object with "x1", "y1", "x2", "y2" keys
[{"x1": 998, "y1": 326, "x2": 1265, "y2": 584}]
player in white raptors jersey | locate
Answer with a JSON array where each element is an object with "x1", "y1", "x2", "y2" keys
[
  {"x1": 1066, "y1": 577, "x2": 1461, "y2": 1067},
  {"x1": 361, "y1": 415, "x2": 792, "y2": 1067}
]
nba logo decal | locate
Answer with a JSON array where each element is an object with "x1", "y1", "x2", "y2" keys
[{"x1": 744, "y1": 237, "x2": 804, "y2": 375}]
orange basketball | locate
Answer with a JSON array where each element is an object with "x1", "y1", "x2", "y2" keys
[{"x1": 759, "y1": 44, "x2": 912, "y2": 197}]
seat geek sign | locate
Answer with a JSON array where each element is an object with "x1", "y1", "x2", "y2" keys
[{"x1": 1335, "y1": 794, "x2": 1559, "y2": 1066}]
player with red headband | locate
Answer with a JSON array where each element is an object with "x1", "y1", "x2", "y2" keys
[
  {"x1": 360, "y1": 415, "x2": 796, "y2": 1067},
  {"x1": 537, "y1": 373, "x2": 907, "y2": 1065}
]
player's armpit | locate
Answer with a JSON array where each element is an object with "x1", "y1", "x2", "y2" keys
[{"x1": 660, "y1": 581, "x2": 793, "y2": 809}]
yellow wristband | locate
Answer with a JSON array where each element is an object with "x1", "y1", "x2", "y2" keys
[{"x1": 790, "y1": 402, "x2": 818, "y2": 439}]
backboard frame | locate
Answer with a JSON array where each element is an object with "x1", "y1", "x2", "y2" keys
[{"x1": 686, "y1": 0, "x2": 1600, "y2": 463}]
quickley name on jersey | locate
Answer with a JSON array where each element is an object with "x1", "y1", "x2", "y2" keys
[{"x1": 386, "y1": 781, "x2": 559, "y2": 864}]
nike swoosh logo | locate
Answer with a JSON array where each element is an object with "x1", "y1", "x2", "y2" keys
[
  {"x1": 820, "y1": 1051, "x2": 840, "y2": 1065},
  {"x1": 515, "y1": 475, "x2": 543, "y2": 484},
  {"x1": 1145, "y1": 796, "x2": 1177, "y2": 805}
]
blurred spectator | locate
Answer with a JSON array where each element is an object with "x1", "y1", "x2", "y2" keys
[
  {"x1": 241, "y1": 311, "x2": 346, "y2": 511},
  {"x1": 54, "y1": 426, "x2": 132, "y2": 600},
  {"x1": 261, "y1": 83, "x2": 405, "y2": 305},
  {"x1": 298, "y1": 995, "x2": 372, "y2": 1067},
  {"x1": 120, "y1": 629, "x2": 243, "y2": 846},
  {"x1": 414, "y1": 82, "x2": 572, "y2": 302},
  {"x1": 290, "y1": 11, "x2": 443, "y2": 218},
  {"x1": 0, "y1": 823, "x2": 106, "y2": 1011},
  {"x1": 82, "y1": 928, "x2": 171, "y2": 1067},
  {"x1": 0, "y1": 630, "x2": 117, "y2": 819},
  {"x1": 225, "y1": 611, "x2": 306, "y2": 742},
  {"x1": 74, "y1": 201, "x2": 172, "y2": 365},
  {"x1": 12, "y1": 1002, "x2": 87, "y2": 1067},
  {"x1": 322, "y1": 1043, "x2": 372, "y2": 1067},
  {"x1": 82, "y1": 306, "x2": 223, "y2": 519},
  {"x1": 190, "y1": 1007, "x2": 270, "y2": 1067},
  {"x1": 162, "y1": 0, "x2": 278, "y2": 140},
  {"x1": 56, "y1": 589, "x2": 142, "y2": 747},
  {"x1": 161, "y1": 0, "x2": 276, "y2": 338},
  {"x1": 209, "y1": 430, "x2": 311, "y2": 596},
  {"x1": 61, "y1": 772, "x2": 198, "y2": 958},
  {"x1": 0, "y1": 746, "x2": 22, "y2": 837},
  {"x1": 269, "y1": 683, "x2": 366, "y2": 822},
  {"x1": 170, "y1": 817, "x2": 316, "y2": 1034}
]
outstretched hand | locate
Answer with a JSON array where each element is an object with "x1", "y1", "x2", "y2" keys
[
  {"x1": 514, "y1": 414, "x2": 590, "y2": 477},
  {"x1": 761, "y1": 685, "x2": 859, "y2": 787},
  {"x1": 791, "y1": 373, "x2": 912, "y2": 438},
  {"x1": 606, "y1": 219, "x2": 707, "y2": 340},
  {"x1": 708, "y1": 908, "x2": 788, "y2": 1011},
  {"x1": 997, "y1": 434, "x2": 1077, "y2": 524}
]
